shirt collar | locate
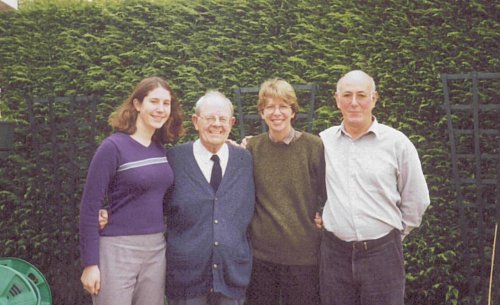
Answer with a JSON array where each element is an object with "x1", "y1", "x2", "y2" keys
[
  {"x1": 367, "y1": 117, "x2": 381, "y2": 137},
  {"x1": 269, "y1": 127, "x2": 301, "y2": 145},
  {"x1": 339, "y1": 116, "x2": 379, "y2": 139},
  {"x1": 193, "y1": 139, "x2": 228, "y2": 162}
]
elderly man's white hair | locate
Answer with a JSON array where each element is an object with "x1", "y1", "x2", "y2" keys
[
  {"x1": 336, "y1": 70, "x2": 377, "y2": 94},
  {"x1": 194, "y1": 90, "x2": 234, "y2": 116}
]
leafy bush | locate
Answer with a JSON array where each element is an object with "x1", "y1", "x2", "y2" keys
[{"x1": 0, "y1": 0, "x2": 497, "y2": 304}]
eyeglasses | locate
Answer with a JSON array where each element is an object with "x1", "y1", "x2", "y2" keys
[
  {"x1": 198, "y1": 115, "x2": 231, "y2": 125},
  {"x1": 262, "y1": 105, "x2": 292, "y2": 114}
]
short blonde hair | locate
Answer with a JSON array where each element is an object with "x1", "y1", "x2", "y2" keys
[{"x1": 257, "y1": 78, "x2": 299, "y2": 114}]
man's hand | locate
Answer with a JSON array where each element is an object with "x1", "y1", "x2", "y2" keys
[
  {"x1": 81, "y1": 265, "x2": 101, "y2": 295},
  {"x1": 98, "y1": 209, "x2": 108, "y2": 231},
  {"x1": 314, "y1": 212, "x2": 323, "y2": 230},
  {"x1": 240, "y1": 135, "x2": 253, "y2": 149},
  {"x1": 226, "y1": 139, "x2": 240, "y2": 147},
  {"x1": 226, "y1": 136, "x2": 252, "y2": 149}
]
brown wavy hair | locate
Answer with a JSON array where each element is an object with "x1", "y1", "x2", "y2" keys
[{"x1": 108, "y1": 77, "x2": 184, "y2": 144}]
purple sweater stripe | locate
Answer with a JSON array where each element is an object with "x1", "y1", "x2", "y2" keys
[{"x1": 79, "y1": 132, "x2": 173, "y2": 267}]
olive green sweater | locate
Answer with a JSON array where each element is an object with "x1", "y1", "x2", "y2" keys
[{"x1": 247, "y1": 132, "x2": 326, "y2": 265}]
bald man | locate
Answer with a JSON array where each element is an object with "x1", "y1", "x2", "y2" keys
[{"x1": 318, "y1": 70, "x2": 430, "y2": 305}]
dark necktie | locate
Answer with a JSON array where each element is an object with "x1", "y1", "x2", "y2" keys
[{"x1": 210, "y1": 154, "x2": 222, "y2": 192}]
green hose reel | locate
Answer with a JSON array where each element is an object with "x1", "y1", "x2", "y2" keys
[{"x1": 0, "y1": 258, "x2": 52, "y2": 305}]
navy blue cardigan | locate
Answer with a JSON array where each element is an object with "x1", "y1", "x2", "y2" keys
[{"x1": 165, "y1": 142, "x2": 255, "y2": 300}]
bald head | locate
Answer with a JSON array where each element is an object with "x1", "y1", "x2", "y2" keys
[
  {"x1": 334, "y1": 70, "x2": 378, "y2": 138},
  {"x1": 336, "y1": 70, "x2": 376, "y2": 94}
]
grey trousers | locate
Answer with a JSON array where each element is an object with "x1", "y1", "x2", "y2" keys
[{"x1": 92, "y1": 233, "x2": 166, "y2": 305}]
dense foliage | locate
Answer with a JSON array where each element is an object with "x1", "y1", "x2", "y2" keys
[{"x1": 0, "y1": 0, "x2": 498, "y2": 304}]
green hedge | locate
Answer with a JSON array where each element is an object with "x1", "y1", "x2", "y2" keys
[{"x1": 0, "y1": 0, "x2": 498, "y2": 304}]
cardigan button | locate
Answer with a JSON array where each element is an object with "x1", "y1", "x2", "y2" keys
[
  {"x1": 214, "y1": 241, "x2": 219, "y2": 246},
  {"x1": 213, "y1": 263, "x2": 218, "y2": 269},
  {"x1": 214, "y1": 219, "x2": 219, "y2": 224}
]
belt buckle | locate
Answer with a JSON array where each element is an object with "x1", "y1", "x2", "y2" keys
[{"x1": 352, "y1": 241, "x2": 368, "y2": 251}]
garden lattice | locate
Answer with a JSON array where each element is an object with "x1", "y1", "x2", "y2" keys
[{"x1": 441, "y1": 72, "x2": 499, "y2": 305}]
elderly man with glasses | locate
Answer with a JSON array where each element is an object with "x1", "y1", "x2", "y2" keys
[{"x1": 165, "y1": 90, "x2": 255, "y2": 305}]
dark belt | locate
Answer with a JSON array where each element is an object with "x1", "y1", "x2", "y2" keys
[{"x1": 324, "y1": 229, "x2": 398, "y2": 251}]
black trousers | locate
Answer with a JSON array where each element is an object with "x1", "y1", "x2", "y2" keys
[
  {"x1": 319, "y1": 230, "x2": 405, "y2": 305},
  {"x1": 245, "y1": 257, "x2": 320, "y2": 305}
]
